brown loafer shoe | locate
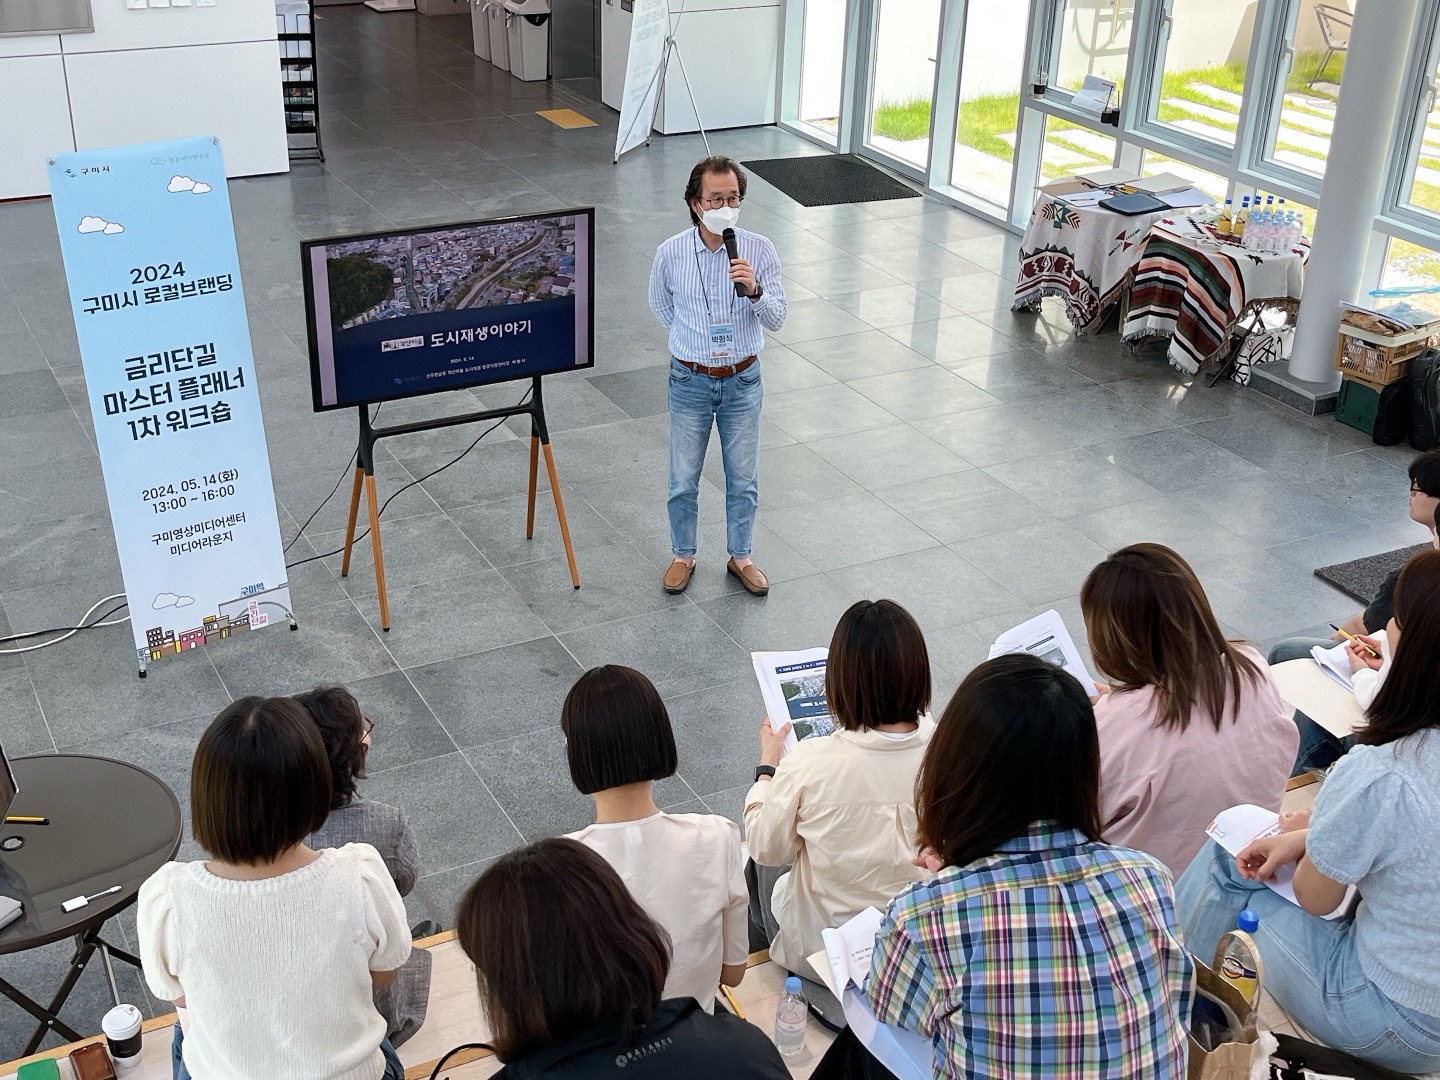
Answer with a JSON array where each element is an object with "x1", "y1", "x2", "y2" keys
[
  {"x1": 663, "y1": 558, "x2": 695, "y2": 594},
  {"x1": 727, "y1": 558, "x2": 769, "y2": 596}
]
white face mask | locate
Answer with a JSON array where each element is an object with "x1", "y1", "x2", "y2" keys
[{"x1": 700, "y1": 205, "x2": 740, "y2": 233}]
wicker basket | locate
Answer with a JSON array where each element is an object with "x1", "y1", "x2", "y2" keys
[{"x1": 1335, "y1": 321, "x2": 1438, "y2": 389}]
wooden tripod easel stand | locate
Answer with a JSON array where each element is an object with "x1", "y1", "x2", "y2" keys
[{"x1": 339, "y1": 374, "x2": 580, "y2": 630}]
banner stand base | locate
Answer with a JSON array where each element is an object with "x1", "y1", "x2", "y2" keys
[
  {"x1": 613, "y1": 31, "x2": 711, "y2": 165},
  {"x1": 339, "y1": 374, "x2": 580, "y2": 631}
]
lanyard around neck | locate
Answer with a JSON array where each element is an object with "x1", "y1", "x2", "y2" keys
[{"x1": 692, "y1": 228, "x2": 732, "y2": 324}]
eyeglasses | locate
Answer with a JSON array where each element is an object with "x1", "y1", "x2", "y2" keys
[
  {"x1": 363, "y1": 717, "x2": 375, "y2": 739},
  {"x1": 699, "y1": 196, "x2": 743, "y2": 209}
]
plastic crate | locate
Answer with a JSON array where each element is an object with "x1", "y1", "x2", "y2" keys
[
  {"x1": 1335, "y1": 321, "x2": 1436, "y2": 388},
  {"x1": 1335, "y1": 376, "x2": 1381, "y2": 435}
]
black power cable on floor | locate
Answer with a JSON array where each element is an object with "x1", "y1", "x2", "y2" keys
[
  {"x1": 285, "y1": 388, "x2": 531, "y2": 571},
  {"x1": 282, "y1": 403, "x2": 384, "y2": 554}
]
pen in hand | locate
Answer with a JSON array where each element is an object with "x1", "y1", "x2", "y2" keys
[{"x1": 1329, "y1": 624, "x2": 1379, "y2": 658}]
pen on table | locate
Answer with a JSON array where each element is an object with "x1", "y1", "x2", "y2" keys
[
  {"x1": 719, "y1": 985, "x2": 745, "y2": 1019},
  {"x1": 1329, "y1": 624, "x2": 1380, "y2": 658},
  {"x1": 2, "y1": 816, "x2": 49, "y2": 825}
]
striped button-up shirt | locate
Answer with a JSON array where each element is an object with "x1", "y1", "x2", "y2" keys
[
  {"x1": 648, "y1": 226, "x2": 787, "y2": 364},
  {"x1": 864, "y1": 823, "x2": 1193, "y2": 1080}
]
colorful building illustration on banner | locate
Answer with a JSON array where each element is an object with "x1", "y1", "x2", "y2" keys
[{"x1": 138, "y1": 582, "x2": 289, "y2": 662}]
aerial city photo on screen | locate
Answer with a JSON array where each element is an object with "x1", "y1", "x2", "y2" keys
[{"x1": 324, "y1": 214, "x2": 580, "y2": 329}]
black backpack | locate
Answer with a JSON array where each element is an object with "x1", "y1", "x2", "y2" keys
[
  {"x1": 1408, "y1": 348, "x2": 1440, "y2": 450},
  {"x1": 1372, "y1": 379, "x2": 1411, "y2": 445}
]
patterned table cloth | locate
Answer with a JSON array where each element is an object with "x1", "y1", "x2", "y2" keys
[
  {"x1": 1121, "y1": 221, "x2": 1307, "y2": 375},
  {"x1": 1013, "y1": 197, "x2": 1171, "y2": 334}
]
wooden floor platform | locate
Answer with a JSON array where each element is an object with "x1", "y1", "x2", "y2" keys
[{"x1": 0, "y1": 935, "x2": 835, "y2": 1080}]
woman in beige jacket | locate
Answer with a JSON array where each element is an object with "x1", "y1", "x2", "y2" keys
[{"x1": 744, "y1": 599, "x2": 934, "y2": 1017}]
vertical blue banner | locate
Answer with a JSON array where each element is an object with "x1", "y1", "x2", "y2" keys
[{"x1": 48, "y1": 137, "x2": 293, "y2": 668}]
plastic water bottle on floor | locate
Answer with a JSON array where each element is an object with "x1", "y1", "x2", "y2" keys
[{"x1": 774, "y1": 976, "x2": 809, "y2": 1062}]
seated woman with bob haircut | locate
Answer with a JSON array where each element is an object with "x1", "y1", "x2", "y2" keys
[
  {"x1": 455, "y1": 837, "x2": 789, "y2": 1079},
  {"x1": 1175, "y1": 550, "x2": 1440, "y2": 1075},
  {"x1": 1080, "y1": 543, "x2": 1296, "y2": 877},
  {"x1": 745, "y1": 599, "x2": 934, "y2": 1019},
  {"x1": 562, "y1": 665, "x2": 748, "y2": 1010},
  {"x1": 814, "y1": 654, "x2": 1192, "y2": 1080},
  {"x1": 138, "y1": 696, "x2": 412, "y2": 1080}
]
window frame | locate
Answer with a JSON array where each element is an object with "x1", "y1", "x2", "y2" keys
[{"x1": 1380, "y1": 0, "x2": 1440, "y2": 236}]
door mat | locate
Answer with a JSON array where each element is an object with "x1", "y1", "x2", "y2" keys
[
  {"x1": 1314, "y1": 543, "x2": 1429, "y2": 604},
  {"x1": 537, "y1": 108, "x2": 598, "y2": 129},
  {"x1": 741, "y1": 154, "x2": 921, "y2": 207}
]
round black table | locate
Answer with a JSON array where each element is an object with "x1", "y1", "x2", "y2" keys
[{"x1": 0, "y1": 754, "x2": 181, "y2": 1055}]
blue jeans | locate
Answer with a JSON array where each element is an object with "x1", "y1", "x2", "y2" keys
[
  {"x1": 1173, "y1": 842, "x2": 1440, "y2": 1073},
  {"x1": 667, "y1": 356, "x2": 762, "y2": 559},
  {"x1": 172, "y1": 1022, "x2": 404, "y2": 1079},
  {"x1": 1266, "y1": 636, "x2": 1356, "y2": 776}
]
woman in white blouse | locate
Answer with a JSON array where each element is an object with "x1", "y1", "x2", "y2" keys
[
  {"x1": 564, "y1": 665, "x2": 748, "y2": 1011},
  {"x1": 744, "y1": 599, "x2": 934, "y2": 1023}
]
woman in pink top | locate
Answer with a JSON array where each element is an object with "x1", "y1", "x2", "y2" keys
[{"x1": 1080, "y1": 543, "x2": 1298, "y2": 878}]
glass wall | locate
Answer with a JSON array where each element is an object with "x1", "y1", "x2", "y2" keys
[
  {"x1": 863, "y1": 0, "x2": 942, "y2": 171},
  {"x1": 797, "y1": 0, "x2": 848, "y2": 143},
  {"x1": 1145, "y1": 0, "x2": 1251, "y2": 150},
  {"x1": 1382, "y1": 236, "x2": 1440, "y2": 290},
  {"x1": 1257, "y1": 0, "x2": 1355, "y2": 182},
  {"x1": 774, "y1": 0, "x2": 1440, "y2": 306},
  {"x1": 1140, "y1": 151, "x2": 1228, "y2": 200},
  {"x1": 1397, "y1": 33, "x2": 1440, "y2": 225},
  {"x1": 950, "y1": 2, "x2": 1030, "y2": 206},
  {"x1": 1053, "y1": 0, "x2": 1135, "y2": 92},
  {"x1": 1042, "y1": 117, "x2": 1115, "y2": 178}
]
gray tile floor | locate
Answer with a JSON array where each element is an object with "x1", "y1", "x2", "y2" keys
[{"x1": 0, "y1": 7, "x2": 1424, "y2": 1056}]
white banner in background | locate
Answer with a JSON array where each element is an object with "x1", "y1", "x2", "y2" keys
[{"x1": 614, "y1": 0, "x2": 671, "y2": 160}]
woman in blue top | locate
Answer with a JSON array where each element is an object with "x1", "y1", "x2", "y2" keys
[{"x1": 1175, "y1": 550, "x2": 1440, "y2": 1074}]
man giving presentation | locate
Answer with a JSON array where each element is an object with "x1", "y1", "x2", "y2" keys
[{"x1": 648, "y1": 156, "x2": 788, "y2": 596}]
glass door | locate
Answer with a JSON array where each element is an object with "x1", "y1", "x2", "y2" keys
[
  {"x1": 861, "y1": 0, "x2": 943, "y2": 173},
  {"x1": 794, "y1": 0, "x2": 849, "y2": 144},
  {"x1": 949, "y1": 3, "x2": 1030, "y2": 208}
]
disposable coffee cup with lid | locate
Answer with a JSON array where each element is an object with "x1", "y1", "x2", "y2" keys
[{"x1": 102, "y1": 1004, "x2": 144, "y2": 1071}]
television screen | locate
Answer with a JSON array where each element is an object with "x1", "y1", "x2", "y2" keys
[{"x1": 302, "y1": 208, "x2": 594, "y2": 411}]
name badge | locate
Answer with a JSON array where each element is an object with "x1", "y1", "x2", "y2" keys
[{"x1": 708, "y1": 321, "x2": 735, "y2": 360}]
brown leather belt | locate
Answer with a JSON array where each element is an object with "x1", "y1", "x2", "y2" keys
[{"x1": 674, "y1": 355, "x2": 758, "y2": 379}]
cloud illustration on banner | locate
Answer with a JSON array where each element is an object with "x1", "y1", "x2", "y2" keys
[
  {"x1": 78, "y1": 215, "x2": 124, "y2": 235},
  {"x1": 168, "y1": 175, "x2": 212, "y2": 195},
  {"x1": 152, "y1": 592, "x2": 195, "y2": 610}
]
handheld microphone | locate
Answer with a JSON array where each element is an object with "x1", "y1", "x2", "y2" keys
[{"x1": 722, "y1": 228, "x2": 746, "y2": 297}]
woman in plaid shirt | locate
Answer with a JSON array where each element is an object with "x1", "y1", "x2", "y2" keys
[{"x1": 847, "y1": 655, "x2": 1193, "y2": 1079}]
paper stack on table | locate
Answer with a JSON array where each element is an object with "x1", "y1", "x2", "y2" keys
[
  {"x1": 806, "y1": 907, "x2": 931, "y2": 1080},
  {"x1": 1159, "y1": 187, "x2": 1214, "y2": 209},
  {"x1": 1132, "y1": 172, "x2": 1192, "y2": 194},
  {"x1": 1076, "y1": 166, "x2": 1140, "y2": 187}
]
